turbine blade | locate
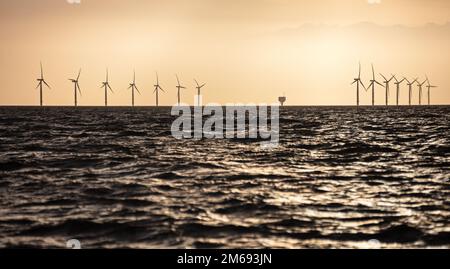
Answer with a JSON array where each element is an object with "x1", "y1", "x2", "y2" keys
[
  {"x1": 372, "y1": 64, "x2": 375, "y2": 79},
  {"x1": 358, "y1": 62, "x2": 361, "y2": 78},
  {"x1": 360, "y1": 80, "x2": 366, "y2": 90},
  {"x1": 391, "y1": 74, "x2": 397, "y2": 81},
  {"x1": 108, "y1": 84, "x2": 114, "y2": 93},
  {"x1": 40, "y1": 62, "x2": 43, "y2": 79},
  {"x1": 135, "y1": 86, "x2": 141, "y2": 95},
  {"x1": 36, "y1": 82, "x2": 41, "y2": 89},
  {"x1": 77, "y1": 69, "x2": 81, "y2": 80},
  {"x1": 201, "y1": 83, "x2": 206, "y2": 88},
  {"x1": 194, "y1": 79, "x2": 200, "y2": 87},
  {"x1": 106, "y1": 69, "x2": 109, "y2": 82},
  {"x1": 380, "y1": 73, "x2": 387, "y2": 81},
  {"x1": 43, "y1": 80, "x2": 51, "y2": 89}
]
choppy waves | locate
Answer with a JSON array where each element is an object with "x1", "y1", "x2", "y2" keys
[{"x1": 0, "y1": 106, "x2": 449, "y2": 248}]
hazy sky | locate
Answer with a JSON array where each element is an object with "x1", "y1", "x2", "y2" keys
[{"x1": 0, "y1": 0, "x2": 449, "y2": 105}]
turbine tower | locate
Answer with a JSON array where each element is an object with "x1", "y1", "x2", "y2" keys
[
  {"x1": 128, "y1": 70, "x2": 141, "y2": 107},
  {"x1": 194, "y1": 79, "x2": 206, "y2": 106},
  {"x1": 425, "y1": 76, "x2": 437, "y2": 106},
  {"x1": 404, "y1": 78, "x2": 418, "y2": 106},
  {"x1": 417, "y1": 78, "x2": 427, "y2": 105},
  {"x1": 36, "y1": 62, "x2": 51, "y2": 106},
  {"x1": 69, "y1": 69, "x2": 82, "y2": 107},
  {"x1": 351, "y1": 62, "x2": 365, "y2": 107},
  {"x1": 153, "y1": 72, "x2": 164, "y2": 106},
  {"x1": 392, "y1": 75, "x2": 406, "y2": 106},
  {"x1": 101, "y1": 69, "x2": 114, "y2": 107},
  {"x1": 367, "y1": 64, "x2": 383, "y2": 106},
  {"x1": 380, "y1": 73, "x2": 395, "y2": 106},
  {"x1": 175, "y1": 74, "x2": 186, "y2": 106}
]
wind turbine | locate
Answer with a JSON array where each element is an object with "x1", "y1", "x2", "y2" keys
[
  {"x1": 351, "y1": 62, "x2": 366, "y2": 107},
  {"x1": 36, "y1": 62, "x2": 51, "y2": 106},
  {"x1": 404, "y1": 77, "x2": 418, "y2": 106},
  {"x1": 194, "y1": 79, "x2": 206, "y2": 106},
  {"x1": 379, "y1": 73, "x2": 395, "y2": 106},
  {"x1": 367, "y1": 64, "x2": 383, "y2": 106},
  {"x1": 417, "y1": 78, "x2": 427, "y2": 105},
  {"x1": 175, "y1": 74, "x2": 186, "y2": 106},
  {"x1": 392, "y1": 75, "x2": 406, "y2": 106},
  {"x1": 153, "y1": 72, "x2": 164, "y2": 106},
  {"x1": 69, "y1": 69, "x2": 82, "y2": 107},
  {"x1": 101, "y1": 69, "x2": 114, "y2": 107},
  {"x1": 128, "y1": 70, "x2": 141, "y2": 107},
  {"x1": 425, "y1": 76, "x2": 437, "y2": 106}
]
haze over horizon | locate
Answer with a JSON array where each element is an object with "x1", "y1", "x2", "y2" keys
[{"x1": 1, "y1": 0, "x2": 449, "y2": 106}]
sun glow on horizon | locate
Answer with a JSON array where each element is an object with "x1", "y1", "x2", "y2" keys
[{"x1": 0, "y1": 0, "x2": 449, "y2": 106}]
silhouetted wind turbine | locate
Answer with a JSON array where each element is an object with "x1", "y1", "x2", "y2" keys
[
  {"x1": 367, "y1": 64, "x2": 383, "y2": 106},
  {"x1": 404, "y1": 77, "x2": 418, "y2": 106},
  {"x1": 417, "y1": 78, "x2": 427, "y2": 105},
  {"x1": 380, "y1": 73, "x2": 395, "y2": 106},
  {"x1": 128, "y1": 70, "x2": 141, "y2": 107},
  {"x1": 194, "y1": 79, "x2": 206, "y2": 106},
  {"x1": 351, "y1": 62, "x2": 365, "y2": 107},
  {"x1": 392, "y1": 75, "x2": 406, "y2": 106},
  {"x1": 101, "y1": 69, "x2": 114, "y2": 107},
  {"x1": 153, "y1": 72, "x2": 164, "y2": 106},
  {"x1": 175, "y1": 74, "x2": 186, "y2": 106},
  {"x1": 425, "y1": 76, "x2": 437, "y2": 106},
  {"x1": 69, "y1": 69, "x2": 82, "y2": 107},
  {"x1": 36, "y1": 62, "x2": 51, "y2": 106}
]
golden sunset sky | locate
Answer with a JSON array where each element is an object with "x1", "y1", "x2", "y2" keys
[{"x1": 0, "y1": 0, "x2": 449, "y2": 106}]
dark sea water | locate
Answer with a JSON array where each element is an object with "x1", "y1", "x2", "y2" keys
[{"x1": 0, "y1": 106, "x2": 449, "y2": 249}]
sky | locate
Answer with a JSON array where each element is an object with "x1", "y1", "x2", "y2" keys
[{"x1": 0, "y1": 0, "x2": 449, "y2": 106}]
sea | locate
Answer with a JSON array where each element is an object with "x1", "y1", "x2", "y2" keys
[{"x1": 0, "y1": 106, "x2": 449, "y2": 248}]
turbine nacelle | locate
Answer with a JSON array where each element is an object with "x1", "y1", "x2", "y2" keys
[
  {"x1": 153, "y1": 73, "x2": 165, "y2": 93},
  {"x1": 195, "y1": 79, "x2": 206, "y2": 90},
  {"x1": 405, "y1": 78, "x2": 418, "y2": 86},
  {"x1": 176, "y1": 75, "x2": 186, "y2": 90},
  {"x1": 380, "y1": 73, "x2": 395, "y2": 83},
  {"x1": 36, "y1": 62, "x2": 51, "y2": 89},
  {"x1": 393, "y1": 75, "x2": 406, "y2": 85},
  {"x1": 417, "y1": 79, "x2": 427, "y2": 87}
]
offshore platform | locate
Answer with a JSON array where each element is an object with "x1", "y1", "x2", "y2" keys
[{"x1": 278, "y1": 95, "x2": 286, "y2": 106}]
